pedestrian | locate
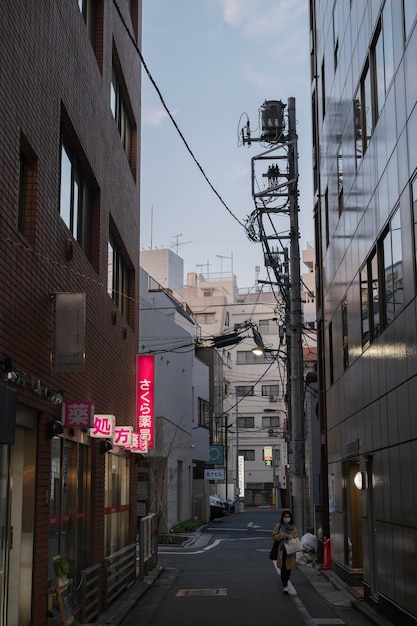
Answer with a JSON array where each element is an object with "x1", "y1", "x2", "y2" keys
[{"x1": 272, "y1": 509, "x2": 299, "y2": 594}]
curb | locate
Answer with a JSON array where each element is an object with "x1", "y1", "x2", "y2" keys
[{"x1": 94, "y1": 566, "x2": 164, "y2": 625}]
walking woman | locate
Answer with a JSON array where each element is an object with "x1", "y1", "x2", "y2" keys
[{"x1": 272, "y1": 509, "x2": 299, "y2": 594}]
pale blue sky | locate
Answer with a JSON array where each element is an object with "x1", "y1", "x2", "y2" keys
[{"x1": 140, "y1": 0, "x2": 314, "y2": 289}]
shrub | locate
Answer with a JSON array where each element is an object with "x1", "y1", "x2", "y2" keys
[{"x1": 170, "y1": 518, "x2": 206, "y2": 533}]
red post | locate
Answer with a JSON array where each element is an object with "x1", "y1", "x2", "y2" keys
[{"x1": 320, "y1": 536, "x2": 331, "y2": 570}]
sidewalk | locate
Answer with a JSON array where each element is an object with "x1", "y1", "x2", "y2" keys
[{"x1": 93, "y1": 530, "x2": 394, "y2": 626}]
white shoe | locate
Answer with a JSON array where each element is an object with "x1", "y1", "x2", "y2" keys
[{"x1": 283, "y1": 586, "x2": 289, "y2": 594}]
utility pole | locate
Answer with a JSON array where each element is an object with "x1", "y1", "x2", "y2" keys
[
  {"x1": 235, "y1": 386, "x2": 240, "y2": 512},
  {"x1": 287, "y1": 97, "x2": 305, "y2": 531}
]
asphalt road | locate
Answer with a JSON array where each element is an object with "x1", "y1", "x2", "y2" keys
[{"x1": 124, "y1": 508, "x2": 375, "y2": 626}]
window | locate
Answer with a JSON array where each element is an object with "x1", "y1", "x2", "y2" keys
[
  {"x1": 262, "y1": 415, "x2": 280, "y2": 429},
  {"x1": 78, "y1": 0, "x2": 97, "y2": 48},
  {"x1": 328, "y1": 322, "x2": 334, "y2": 385},
  {"x1": 372, "y1": 4, "x2": 394, "y2": 122},
  {"x1": 238, "y1": 416, "x2": 254, "y2": 429},
  {"x1": 332, "y1": 0, "x2": 339, "y2": 72},
  {"x1": 355, "y1": 61, "x2": 373, "y2": 164},
  {"x1": 111, "y1": 59, "x2": 133, "y2": 162},
  {"x1": 342, "y1": 298, "x2": 349, "y2": 370},
  {"x1": 236, "y1": 351, "x2": 268, "y2": 364},
  {"x1": 18, "y1": 137, "x2": 38, "y2": 244},
  {"x1": 261, "y1": 384, "x2": 280, "y2": 397},
  {"x1": 108, "y1": 230, "x2": 132, "y2": 319},
  {"x1": 238, "y1": 449, "x2": 255, "y2": 461},
  {"x1": 49, "y1": 438, "x2": 91, "y2": 592},
  {"x1": 198, "y1": 398, "x2": 209, "y2": 427},
  {"x1": 382, "y1": 208, "x2": 403, "y2": 325},
  {"x1": 412, "y1": 177, "x2": 417, "y2": 283},
  {"x1": 104, "y1": 455, "x2": 130, "y2": 555},
  {"x1": 236, "y1": 386, "x2": 254, "y2": 397},
  {"x1": 195, "y1": 312, "x2": 215, "y2": 324},
  {"x1": 360, "y1": 251, "x2": 380, "y2": 347},
  {"x1": 259, "y1": 319, "x2": 277, "y2": 334},
  {"x1": 404, "y1": 0, "x2": 417, "y2": 40},
  {"x1": 321, "y1": 58, "x2": 326, "y2": 119},
  {"x1": 60, "y1": 131, "x2": 93, "y2": 259},
  {"x1": 324, "y1": 187, "x2": 330, "y2": 247},
  {"x1": 337, "y1": 144, "x2": 343, "y2": 215}
]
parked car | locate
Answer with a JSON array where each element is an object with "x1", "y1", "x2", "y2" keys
[{"x1": 209, "y1": 495, "x2": 225, "y2": 521}]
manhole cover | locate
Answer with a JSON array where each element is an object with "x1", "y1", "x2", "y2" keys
[{"x1": 176, "y1": 588, "x2": 228, "y2": 597}]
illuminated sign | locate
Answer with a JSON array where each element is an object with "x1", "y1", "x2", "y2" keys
[
  {"x1": 89, "y1": 414, "x2": 115, "y2": 438},
  {"x1": 136, "y1": 355, "x2": 155, "y2": 452},
  {"x1": 62, "y1": 401, "x2": 94, "y2": 428}
]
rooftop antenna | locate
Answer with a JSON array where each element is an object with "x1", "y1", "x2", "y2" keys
[{"x1": 170, "y1": 233, "x2": 192, "y2": 255}]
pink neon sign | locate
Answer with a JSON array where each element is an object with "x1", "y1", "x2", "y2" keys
[{"x1": 136, "y1": 355, "x2": 155, "y2": 452}]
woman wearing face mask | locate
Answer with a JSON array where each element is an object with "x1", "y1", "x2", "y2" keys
[{"x1": 272, "y1": 509, "x2": 299, "y2": 594}]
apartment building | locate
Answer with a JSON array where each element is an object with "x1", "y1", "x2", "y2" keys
[
  {"x1": 0, "y1": 3, "x2": 142, "y2": 623},
  {"x1": 311, "y1": 2, "x2": 417, "y2": 622}
]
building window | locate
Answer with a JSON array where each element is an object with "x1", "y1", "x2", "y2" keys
[
  {"x1": 355, "y1": 61, "x2": 373, "y2": 164},
  {"x1": 60, "y1": 131, "x2": 94, "y2": 260},
  {"x1": 337, "y1": 144, "x2": 343, "y2": 215},
  {"x1": 324, "y1": 187, "x2": 330, "y2": 248},
  {"x1": 373, "y1": 3, "x2": 394, "y2": 122},
  {"x1": 111, "y1": 57, "x2": 133, "y2": 163},
  {"x1": 342, "y1": 298, "x2": 349, "y2": 370},
  {"x1": 321, "y1": 57, "x2": 326, "y2": 119},
  {"x1": 236, "y1": 386, "x2": 254, "y2": 397},
  {"x1": 381, "y1": 207, "x2": 403, "y2": 326},
  {"x1": 262, "y1": 415, "x2": 280, "y2": 429},
  {"x1": 236, "y1": 351, "x2": 268, "y2": 364},
  {"x1": 412, "y1": 177, "x2": 417, "y2": 285},
  {"x1": 198, "y1": 398, "x2": 209, "y2": 427},
  {"x1": 78, "y1": 0, "x2": 97, "y2": 48},
  {"x1": 49, "y1": 438, "x2": 91, "y2": 590},
  {"x1": 259, "y1": 319, "x2": 277, "y2": 334},
  {"x1": 195, "y1": 312, "x2": 215, "y2": 324},
  {"x1": 332, "y1": 0, "x2": 339, "y2": 72},
  {"x1": 261, "y1": 384, "x2": 280, "y2": 398},
  {"x1": 108, "y1": 230, "x2": 132, "y2": 319},
  {"x1": 328, "y1": 322, "x2": 334, "y2": 385},
  {"x1": 238, "y1": 449, "x2": 255, "y2": 461},
  {"x1": 404, "y1": 0, "x2": 417, "y2": 40},
  {"x1": 104, "y1": 455, "x2": 130, "y2": 555},
  {"x1": 238, "y1": 416, "x2": 255, "y2": 429},
  {"x1": 360, "y1": 250, "x2": 380, "y2": 347},
  {"x1": 18, "y1": 136, "x2": 38, "y2": 244}
]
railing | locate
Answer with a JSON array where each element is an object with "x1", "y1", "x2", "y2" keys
[
  {"x1": 103, "y1": 544, "x2": 136, "y2": 609},
  {"x1": 139, "y1": 513, "x2": 158, "y2": 580},
  {"x1": 80, "y1": 562, "x2": 101, "y2": 623}
]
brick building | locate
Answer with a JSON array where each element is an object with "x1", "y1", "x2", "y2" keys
[{"x1": 0, "y1": 2, "x2": 142, "y2": 624}]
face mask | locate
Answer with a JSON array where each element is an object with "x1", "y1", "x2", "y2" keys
[{"x1": 283, "y1": 517, "x2": 291, "y2": 523}]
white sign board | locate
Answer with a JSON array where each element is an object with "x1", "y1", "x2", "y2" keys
[{"x1": 204, "y1": 469, "x2": 225, "y2": 480}]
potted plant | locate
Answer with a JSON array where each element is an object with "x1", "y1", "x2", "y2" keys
[{"x1": 53, "y1": 556, "x2": 70, "y2": 586}]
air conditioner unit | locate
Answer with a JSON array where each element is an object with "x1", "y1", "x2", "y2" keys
[{"x1": 269, "y1": 395, "x2": 277, "y2": 402}]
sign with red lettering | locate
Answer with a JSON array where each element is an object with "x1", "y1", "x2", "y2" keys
[
  {"x1": 62, "y1": 401, "x2": 94, "y2": 428},
  {"x1": 89, "y1": 414, "x2": 115, "y2": 438},
  {"x1": 136, "y1": 356, "x2": 155, "y2": 452}
]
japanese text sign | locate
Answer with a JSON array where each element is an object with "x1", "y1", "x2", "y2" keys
[
  {"x1": 136, "y1": 356, "x2": 155, "y2": 451},
  {"x1": 62, "y1": 401, "x2": 94, "y2": 428},
  {"x1": 89, "y1": 414, "x2": 115, "y2": 439}
]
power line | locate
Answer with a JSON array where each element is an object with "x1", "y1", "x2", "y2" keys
[{"x1": 112, "y1": 0, "x2": 246, "y2": 231}]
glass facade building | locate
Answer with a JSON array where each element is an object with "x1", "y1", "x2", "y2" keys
[{"x1": 311, "y1": 2, "x2": 417, "y2": 623}]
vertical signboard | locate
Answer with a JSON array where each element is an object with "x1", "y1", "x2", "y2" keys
[
  {"x1": 238, "y1": 455, "x2": 245, "y2": 497},
  {"x1": 136, "y1": 355, "x2": 155, "y2": 452}
]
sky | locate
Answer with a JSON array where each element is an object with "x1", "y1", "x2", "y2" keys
[{"x1": 140, "y1": 0, "x2": 314, "y2": 290}]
